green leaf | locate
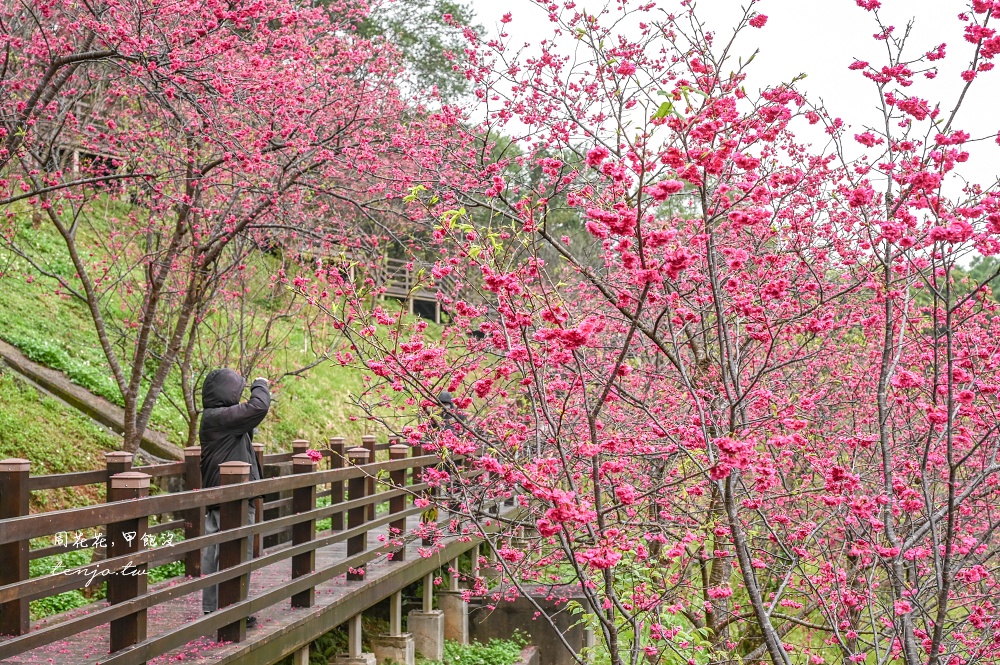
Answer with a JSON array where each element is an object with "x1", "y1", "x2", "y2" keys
[{"x1": 653, "y1": 101, "x2": 673, "y2": 120}]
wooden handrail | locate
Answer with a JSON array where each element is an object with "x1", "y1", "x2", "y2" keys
[
  {"x1": 0, "y1": 482, "x2": 431, "y2": 606},
  {"x1": 0, "y1": 445, "x2": 490, "y2": 665},
  {"x1": 0, "y1": 455, "x2": 439, "y2": 546},
  {"x1": 25, "y1": 452, "x2": 352, "y2": 493}
]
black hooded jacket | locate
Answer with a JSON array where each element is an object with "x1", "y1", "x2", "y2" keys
[{"x1": 199, "y1": 369, "x2": 270, "y2": 491}]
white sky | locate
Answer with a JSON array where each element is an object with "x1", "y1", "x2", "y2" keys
[{"x1": 465, "y1": 0, "x2": 1000, "y2": 187}]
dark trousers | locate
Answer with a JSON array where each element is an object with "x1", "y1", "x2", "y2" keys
[{"x1": 202, "y1": 504, "x2": 255, "y2": 613}]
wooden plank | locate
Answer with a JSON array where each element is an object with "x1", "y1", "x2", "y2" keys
[
  {"x1": 132, "y1": 462, "x2": 186, "y2": 478},
  {"x1": 28, "y1": 470, "x2": 106, "y2": 491}
]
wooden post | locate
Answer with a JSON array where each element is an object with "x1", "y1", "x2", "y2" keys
[
  {"x1": 183, "y1": 446, "x2": 203, "y2": 577},
  {"x1": 389, "y1": 443, "x2": 408, "y2": 562},
  {"x1": 90, "y1": 451, "x2": 133, "y2": 601},
  {"x1": 329, "y1": 437, "x2": 346, "y2": 531},
  {"x1": 411, "y1": 442, "x2": 424, "y2": 489},
  {"x1": 252, "y1": 442, "x2": 265, "y2": 558},
  {"x1": 0, "y1": 459, "x2": 30, "y2": 636},
  {"x1": 217, "y1": 461, "x2": 251, "y2": 644},
  {"x1": 291, "y1": 439, "x2": 310, "y2": 457},
  {"x1": 347, "y1": 447, "x2": 369, "y2": 581},
  {"x1": 107, "y1": 471, "x2": 150, "y2": 653},
  {"x1": 106, "y1": 451, "x2": 133, "y2": 489},
  {"x1": 291, "y1": 454, "x2": 317, "y2": 608},
  {"x1": 362, "y1": 434, "x2": 377, "y2": 520}
]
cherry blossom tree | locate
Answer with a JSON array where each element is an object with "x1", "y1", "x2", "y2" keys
[
  {"x1": 1, "y1": 0, "x2": 464, "y2": 452},
  {"x1": 316, "y1": 1, "x2": 1000, "y2": 664}
]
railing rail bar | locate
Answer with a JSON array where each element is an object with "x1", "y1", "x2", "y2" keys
[
  {"x1": 0, "y1": 483, "x2": 430, "y2": 603},
  {"x1": 0, "y1": 455, "x2": 444, "y2": 545},
  {"x1": 0, "y1": 504, "x2": 428, "y2": 659}
]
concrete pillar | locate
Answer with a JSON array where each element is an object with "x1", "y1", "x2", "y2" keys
[
  {"x1": 332, "y1": 614, "x2": 376, "y2": 665},
  {"x1": 390, "y1": 590, "x2": 403, "y2": 636},
  {"x1": 373, "y1": 597, "x2": 415, "y2": 665},
  {"x1": 482, "y1": 545, "x2": 500, "y2": 579},
  {"x1": 422, "y1": 572, "x2": 433, "y2": 612},
  {"x1": 438, "y1": 591, "x2": 469, "y2": 645},
  {"x1": 372, "y1": 634, "x2": 415, "y2": 665},
  {"x1": 406, "y1": 610, "x2": 444, "y2": 661}
]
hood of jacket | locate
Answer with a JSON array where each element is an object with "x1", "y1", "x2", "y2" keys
[{"x1": 202, "y1": 369, "x2": 245, "y2": 408}]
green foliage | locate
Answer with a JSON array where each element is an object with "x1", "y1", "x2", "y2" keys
[
  {"x1": 0, "y1": 371, "x2": 117, "y2": 477},
  {"x1": 355, "y1": 0, "x2": 481, "y2": 102},
  {"x1": 4, "y1": 332, "x2": 123, "y2": 405},
  {"x1": 274, "y1": 616, "x2": 389, "y2": 665},
  {"x1": 421, "y1": 636, "x2": 528, "y2": 665},
  {"x1": 147, "y1": 559, "x2": 185, "y2": 584},
  {"x1": 0, "y1": 211, "x2": 380, "y2": 449},
  {"x1": 569, "y1": 600, "x2": 713, "y2": 665}
]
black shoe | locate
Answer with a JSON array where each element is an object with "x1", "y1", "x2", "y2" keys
[{"x1": 246, "y1": 615, "x2": 258, "y2": 628}]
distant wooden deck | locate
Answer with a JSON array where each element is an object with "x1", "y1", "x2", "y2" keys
[{"x1": 7, "y1": 514, "x2": 475, "y2": 665}]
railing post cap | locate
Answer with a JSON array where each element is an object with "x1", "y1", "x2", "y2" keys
[
  {"x1": 389, "y1": 443, "x2": 409, "y2": 455},
  {"x1": 329, "y1": 436, "x2": 346, "y2": 445},
  {"x1": 361, "y1": 434, "x2": 376, "y2": 443},
  {"x1": 293, "y1": 453, "x2": 318, "y2": 467},
  {"x1": 219, "y1": 461, "x2": 252, "y2": 475},
  {"x1": 252, "y1": 442, "x2": 265, "y2": 452},
  {"x1": 183, "y1": 446, "x2": 201, "y2": 457},
  {"x1": 110, "y1": 471, "x2": 151, "y2": 489},
  {"x1": 106, "y1": 451, "x2": 134, "y2": 462},
  {"x1": 0, "y1": 458, "x2": 30, "y2": 472},
  {"x1": 292, "y1": 439, "x2": 310, "y2": 447},
  {"x1": 347, "y1": 447, "x2": 370, "y2": 460}
]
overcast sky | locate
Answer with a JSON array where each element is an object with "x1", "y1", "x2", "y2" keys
[{"x1": 464, "y1": 0, "x2": 1000, "y2": 187}]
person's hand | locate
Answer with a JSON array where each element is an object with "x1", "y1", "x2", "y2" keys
[{"x1": 253, "y1": 377, "x2": 269, "y2": 387}]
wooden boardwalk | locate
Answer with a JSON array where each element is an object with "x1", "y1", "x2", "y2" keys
[{"x1": 5, "y1": 515, "x2": 474, "y2": 665}]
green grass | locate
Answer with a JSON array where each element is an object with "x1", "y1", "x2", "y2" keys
[
  {"x1": 0, "y1": 209, "x2": 403, "y2": 451},
  {"x1": 426, "y1": 636, "x2": 528, "y2": 665},
  {"x1": 0, "y1": 370, "x2": 120, "y2": 509}
]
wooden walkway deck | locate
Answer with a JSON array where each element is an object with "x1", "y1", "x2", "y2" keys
[{"x1": 6, "y1": 515, "x2": 474, "y2": 665}]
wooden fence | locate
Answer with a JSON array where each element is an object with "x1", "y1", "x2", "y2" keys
[{"x1": 0, "y1": 437, "x2": 460, "y2": 664}]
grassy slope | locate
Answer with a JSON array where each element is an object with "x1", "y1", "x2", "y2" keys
[
  {"x1": 0, "y1": 210, "x2": 393, "y2": 455},
  {"x1": 0, "y1": 370, "x2": 119, "y2": 509}
]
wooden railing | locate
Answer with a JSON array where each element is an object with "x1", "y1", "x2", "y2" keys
[
  {"x1": 292, "y1": 242, "x2": 461, "y2": 311},
  {"x1": 0, "y1": 437, "x2": 468, "y2": 664}
]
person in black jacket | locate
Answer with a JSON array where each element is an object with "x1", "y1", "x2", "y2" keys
[{"x1": 199, "y1": 369, "x2": 270, "y2": 624}]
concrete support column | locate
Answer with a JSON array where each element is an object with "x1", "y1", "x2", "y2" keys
[
  {"x1": 482, "y1": 545, "x2": 500, "y2": 579},
  {"x1": 438, "y1": 591, "x2": 469, "y2": 645},
  {"x1": 372, "y1": 592, "x2": 415, "y2": 665},
  {"x1": 333, "y1": 614, "x2": 376, "y2": 665},
  {"x1": 471, "y1": 544, "x2": 480, "y2": 580},
  {"x1": 406, "y1": 609, "x2": 444, "y2": 662}
]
